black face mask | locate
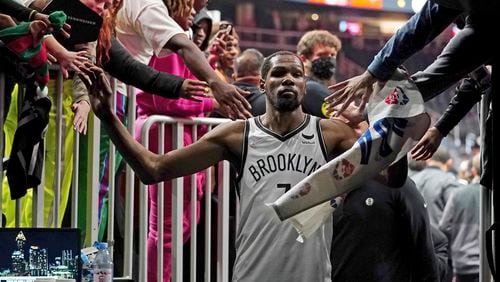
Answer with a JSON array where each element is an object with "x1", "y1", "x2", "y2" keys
[{"x1": 311, "y1": 57, "x2": 336, "y2": 80}]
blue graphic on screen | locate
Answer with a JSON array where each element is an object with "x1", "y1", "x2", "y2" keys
[{"x1": 0, "y1": 229, "x2": 81, "y2": 280}]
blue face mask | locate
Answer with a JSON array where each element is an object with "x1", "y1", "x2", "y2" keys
[{"x1": 311, "y1": 57, "x2": 336, "y2": 80}]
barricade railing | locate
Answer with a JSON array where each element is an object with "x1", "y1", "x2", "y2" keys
[
  {"x1": 139, "y1": 116, "x2": 231, "y2": 282},
  {"x1": 1, "y1": 68, "x2": 234, "y2": 281}
]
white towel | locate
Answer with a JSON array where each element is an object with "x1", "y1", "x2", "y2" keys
[{"x1": 269, "y1": 69, "x2": 430, "y2": 241}]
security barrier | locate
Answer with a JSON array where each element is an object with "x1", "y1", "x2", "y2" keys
[{"x1": 0, "y1": 71, "x2": 233, "y2": 281}]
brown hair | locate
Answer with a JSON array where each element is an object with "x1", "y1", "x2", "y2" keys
[
  {"x1": 96, "y1": 0, "x2": 123, "y2": 66},
  {"x1": 296, "y1": 30, "x2": 342, "y2": 58}
]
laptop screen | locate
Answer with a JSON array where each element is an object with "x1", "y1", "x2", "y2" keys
[{"x1": 0, "y1": 228, "x2": 81, "y2": 281}]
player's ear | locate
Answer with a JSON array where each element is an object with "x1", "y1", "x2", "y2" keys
[{"x1": 259, "y1": 78, "x2": 265, "y2": 92}]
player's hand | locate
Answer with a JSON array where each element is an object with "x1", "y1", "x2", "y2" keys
[
  {"x1": 410, "y1": 127, "x2": 444, "y2": 160},
  {"x1": 325, "y1": 71, "x2": 377, "y2": 117}
]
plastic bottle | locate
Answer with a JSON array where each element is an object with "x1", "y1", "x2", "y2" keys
[{"x1": 93, "y1": 242, "x2": 113, "y2": 282}]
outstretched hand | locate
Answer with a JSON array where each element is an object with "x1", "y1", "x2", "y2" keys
[
  {"x1": 54, "y1": 49, "x2": 88, "y2": 78},
  {"x1": 410, "y1": 127, "x2": 444, "y2": 160},
  {"x1": 71, "y1": 101, "x2": 91, "y2": 135},
  {"x1": 324, "y1": 70, "x2": 377, "y2": 117},
  {"x1": 328, "y1": 99, "x2": 366, "y2": 126},
  {"x1": 77, "y1": 63, "x2": 114, "y2": 120},
  {"x1": 179, "y1": 79, "x2": 210, "y2": 102},
  {"x1": 210, "y1": 80, "x2": 252, "y2": 120}
]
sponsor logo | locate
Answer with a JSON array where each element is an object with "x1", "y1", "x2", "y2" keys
[
  {"x1": 302, "y1": 133, "x2": 314, "y2": 140},
  {"x1": 301, "y1": 133, "x2": 315, "y2": 144},
  {"x1": 385, "y1": 86, "x2": 409, "y2": 105}
]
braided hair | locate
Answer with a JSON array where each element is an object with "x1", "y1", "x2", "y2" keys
[{"x1": 163, "y1": 0, "x2": 193, "y2": 18}]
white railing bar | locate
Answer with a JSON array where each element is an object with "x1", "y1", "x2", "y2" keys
[
  {"x1": 54, "y1": 70, "x2": 64, "y2": 227},
  {"x1": 217, "y1": 161, "x2": 230, "y2": 282},
  {"x1": 108, "y1": 78, "x2": 117, "y2": 255},
  {"x1": 204, "y1": 126, "x2": 213, "y2": 282},
  {"x1": 204, "y1": 168, "x2": 212, "y2": 282},
  {"x1": 138, "y1": 121, "x2": 150, "y2": 282},
  {"x1": 143, "y1": 115, "x2": 231, "y2": 127},
  {"x1": 157, "y1": 124, "x2": 165, "y2": 282},
  {"x1": 86, "y1": 113, "x2": 101, "y2": 246},
  {"x1": 123, "y1": 85, "x2": 136, "y2": 277},
  {"x1": 71, "y1": 131, "x2": 79, "y2": 228},
  {"x1": 171, "y1": 122, "x2": 185, "y2": 282},
  {"x1": 33, "y1": 124, "x2": 46, "y2": 227},
  {"x1": 190, "y1": 125, "x2": 198, "y2": 282}
]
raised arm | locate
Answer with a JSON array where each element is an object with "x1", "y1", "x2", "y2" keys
[
  {"x1": 166, "y1": 33, "x2": 252, "y2": 119},
  {"x1": 79, "y1": 64, "x2": 243, "y2": 184},
  {"x1": 326, "y1": 0, "x2": 461, "y2": 116},
  {"x1": 411, "y1": 66, "x2": 489, "y2": 160},
  {"x1": 103, "y1": 38, "x2": 183, "y2": 98},
  {"x1": 367, "y1": 0, "x2": 460, "y2": 81}
]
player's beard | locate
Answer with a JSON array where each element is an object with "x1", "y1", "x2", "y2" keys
[{"x1": 272, "y1": 96, "x2": 302, "y2": 112}]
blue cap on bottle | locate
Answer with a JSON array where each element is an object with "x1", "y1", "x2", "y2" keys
[
  {"x1": 80, "y1": 252, "x2": 90, "y2": 264},
  {"x1": 94, "y1": 241, "x2": 108, "y2": 250}
]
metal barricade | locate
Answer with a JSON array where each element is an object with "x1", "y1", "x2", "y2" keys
[
  {"x1": 139, "y1": 115, "x2": 231, "y2": 282},
  {"x1": 1, "y1": 65, "x2": 234, "y2": 281}
]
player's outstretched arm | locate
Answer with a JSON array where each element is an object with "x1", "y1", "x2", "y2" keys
[{"x1": 79, "y1": 63, "x2": 243, "y2": 184}]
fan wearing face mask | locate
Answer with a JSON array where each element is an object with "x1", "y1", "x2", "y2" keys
[{"x1": 297, "y1": 30, "x2": 341, "y2": 118}]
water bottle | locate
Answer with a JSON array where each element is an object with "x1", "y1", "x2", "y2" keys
[{"x1": 93, "y1": 242, "x2": 113, "y2": 282}]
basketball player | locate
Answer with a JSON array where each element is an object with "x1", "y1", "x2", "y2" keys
[{"x1": 80, "y1": 51, "x2": 360, "y2": 281}]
